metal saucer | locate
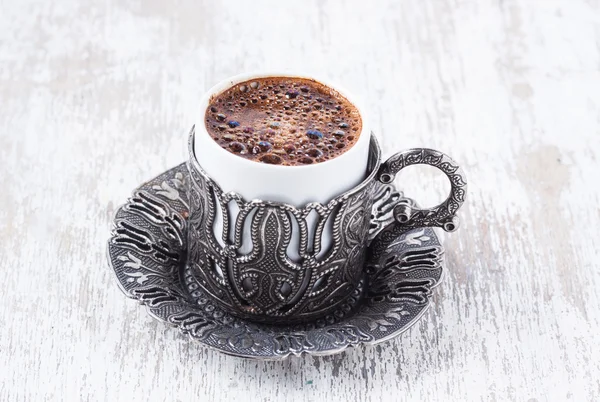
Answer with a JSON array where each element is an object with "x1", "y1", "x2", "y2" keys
[{"x1": 107, "y1": 164, "x2": 445, "y2": 359}]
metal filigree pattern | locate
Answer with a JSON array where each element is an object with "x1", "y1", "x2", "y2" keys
[
  {"x1": 368, "y1": 183, "x2": 406, "y2": 242},
  {"x1": 371, "y1": 148, "x2": 468, "y2": 260},
  {"x1": 377, "y1": 148, "x2": 467, "y2": 231},
  {"x1": 107, "y1": 165, "x2": 445, "y2": 359},
  {"x1": 186, "y1": 129, "x2": 382, "y2": 323}
]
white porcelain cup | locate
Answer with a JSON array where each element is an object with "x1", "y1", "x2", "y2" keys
[
  {"x1": 194, "y1": 72, "x2": 372, "y2": 207},
  {"x1": 193, "y1": 73, "x2": 372, "y2": 257}
]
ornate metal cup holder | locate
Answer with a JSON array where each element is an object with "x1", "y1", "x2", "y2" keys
[{"x1": 107, "y1": 164, "x2": 446, "y2": 359}]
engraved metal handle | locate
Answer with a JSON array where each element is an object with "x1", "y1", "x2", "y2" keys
[{"x1": 377, "y1": 148, "x2": 467, "y2": 232}]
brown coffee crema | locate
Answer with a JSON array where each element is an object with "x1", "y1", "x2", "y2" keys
[{"x1": 204, "y1": 77, "x2": 362, "y2": 166}]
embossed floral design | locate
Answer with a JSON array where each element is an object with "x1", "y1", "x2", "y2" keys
[
  {"x1": 108, "y1": 162, "x2": 445, "y2": 359},
  {"x1": 152, "y1": 172, "x2": 188, "y2": 207},
  {"x1": 186, "y1": 153, "x2": 378, "y2": 323},
  {"x1": 364, "y1": 306, "x2": 412, "y2": 332},
  {"x1": 212, "y1": 329, "x2": 265, "y2": 352},
  {"x1": 118, "y1": 251, "x2": 175, "y2": 284},
  {"x1": 386, "y1": 229, "x2": 431, "y2": 248},
  {"x1": 273, "y1": 333, "x2": 315, "y2": 354}
]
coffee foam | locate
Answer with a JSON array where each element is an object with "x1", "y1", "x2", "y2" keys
[{"x1": 204, "y1": 77, "x2": 362, "y2": 166}]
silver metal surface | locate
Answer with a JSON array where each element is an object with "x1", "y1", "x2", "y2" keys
[
  {"x1": 186, "y1": 130, "x2": 381, "y2": 323},
  {"x1": 371, "y1": 148, "x2": 468, "y2": 259},
  {"x1": 108, "y1": 164, "x2": 445, "y2": 359},
  {"x1": 185, "y1": 128, "x2": 467, "y2": 323}
]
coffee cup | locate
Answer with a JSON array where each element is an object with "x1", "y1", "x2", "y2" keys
[{"x1": 186, "y1": 73, "x2": 467, "y2": 323}]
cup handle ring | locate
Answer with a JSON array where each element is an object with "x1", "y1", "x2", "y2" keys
[{"x1": 376, "y1": 148, "x2": 468, "y2": 232}]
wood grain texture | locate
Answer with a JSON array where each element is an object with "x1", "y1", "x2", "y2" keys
[{"x1": 1, "y1": 0, "x2": 599, "y2": 400}]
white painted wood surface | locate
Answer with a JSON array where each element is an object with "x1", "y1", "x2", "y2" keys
[{"x1": 1, "y1": 0, "x2": 599, "y2": 400}]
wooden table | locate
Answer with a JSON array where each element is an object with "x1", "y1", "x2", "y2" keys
[{"x1": 2, "y1": 0, "x2": 599, "y2": 400}]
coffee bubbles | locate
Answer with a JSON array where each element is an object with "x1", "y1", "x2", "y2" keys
[{"x1": 205, "y1": 77, "x2": 362, "y2": 166}]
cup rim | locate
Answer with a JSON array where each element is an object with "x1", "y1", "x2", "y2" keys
[{"x1": 194, "y1": 71, "x2": 372, "y2": 172}]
